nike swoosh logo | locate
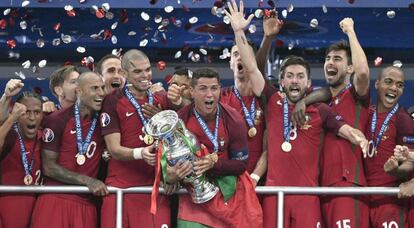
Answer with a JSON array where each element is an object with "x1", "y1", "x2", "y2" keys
[
  {"x1": 70, "y1": 130, "x2": 77, "y2": 134},
  {"x1": 277, "y1": 100, "x2": 282, "y2": 105},
  {"x1": 126, "y1": 112, "x2": 134, "y2": 117}
]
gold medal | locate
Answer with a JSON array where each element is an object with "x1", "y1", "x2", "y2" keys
[
  {"x1": 143, "y1": 134, "x2": 154, "y2": 145},
  {"x1": 23, "y1": 174, "x2": 33, "y2": 185},
  {"x1": 281, "y1": 141, "x2": 292, "y2": 152},
  {"x1": 248, "y1": 127, "x2": 257, "y2": 138},
  {"x1": 76, "y1": 154, "x2": 86, "y2": 165}
]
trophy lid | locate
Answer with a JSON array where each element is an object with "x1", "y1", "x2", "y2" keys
[{"x1": 145, "y1": 110, "x2": 178, "y2": 138}]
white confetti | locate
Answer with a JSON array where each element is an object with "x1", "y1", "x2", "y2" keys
[
  {"x1": 393, "y1": 60, "x2": 402, "y2": 68},
  {"x1": 22, "y1": 0, "x2": 30, "y2": 7},
  {"x1": 20, "y1": 21, "x2": 27, "y2": 30},
  {"x1": 322, "y1": 5, "x2": 328, "y2": 13},
  {"x1": 38, "y1": 60, "x2": 47, "y2": 68},
  {"x1": 310, "y1": 18, "x2": 318, "y2": 28},
  {"x1": 111, "y1": 35, "x2": 118, "y2": 44},
  {"x1": 154, "y1": 15, "x2": 162, "y2": 24},
  {"x1": 189, "y1": 16, "x2": 198, "y2": 24},
  {"x1": 101, "y1": 3, "x2": 110, "y2": 11},
  {"x1": 174, "y1": 50, "x2": 182, "y2": 59},
  {"x1": 105, "y1": 11, "x2": 114, "y2": 19},
  {"x1": 3, "y1": 8, "x2": 10, "y2": 16},
  {"x1": 254, "y1": 9, "x2": 263, "y2": 18},
  {"x1": 248, "y1": 24, "x2": 256, "y2": 33},
  {"x1": 128, "y1": 31, "x2": 136, "y2": 36},
  {"x1": 164, "y1": 6, "x2": 174, "y2": 13},
  {"x1": 223, "y1": 16, "x2": 230, "y2": 24},
  {"x1": 386, "y1": 10, "x2": 396, "y2": 19},
  {"x1": 111, "y1": 22, "x2": 118, "y2": 30},
  {"x1": 139, "y1": 39, "x2": 148, "y2": 47},
  {"x1": 199, "y1": 48, "x2": 207, "y2": 55},
  {"x1": 64, "y1": 5, "x2": 73, "y2": 11},
  {"x1": 76, "y1": 46, "x2": 86, "y2": 53},
  {"x1": 36, "y1": 39, "x2": 45, "y2": 48},
  {"x1": 52, "y1": 38, "x2": 61, "y2": 46},
  {"x1": 282, "y1": 9, "x2": 288, "y2": 18},
  {"x1": 191, "y1": 53, "x2": 200, "y2": 62},
  {"x1": 15, "y1": 71, "x2": 26, "y2": 80},
  {"x1": 22, "y1": 60, "x2": 31, "y2": 69},
  {"x1": 61, "y1": 34, "x2": 72, "y2": 44},
  {"x1": 287, "y1": 4, "x2": 294, "y2": 13},
  {"x1": 211, "y1": 6, "x2": 218, "y2": 16},
  {"x1": 141, "y1": 12, "x2": 150, "y2": 21}
]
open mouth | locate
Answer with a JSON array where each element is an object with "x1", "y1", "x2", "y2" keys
[
  {"x1": 27, "y1": 124, "x2": 36, "y2": 130},
  {"x1": 111, "y1": 82, "x2": 121, "y2": 88},
  {"x1": 326, "y1": 68, "x2": 337, "y2": 76},
  {"x1": 384, "y1": 93, "x2": 397, "y2": 103},
  {"x1": 94, "y1": 98, "x2": 103, "y2": 104},
  {"x1": 289, "y1": 87, "x2": 301, "y2": 96},
  {"x1": 237, "y1": 63, "x2": 244, "y2": 73}
]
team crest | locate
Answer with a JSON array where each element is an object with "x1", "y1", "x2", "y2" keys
[
  {"x1": 100, "y1": 112, "x2": 111, "y2": 127},
  {"x1": 42, "y1": 128, "x2": 54, "y2": 143}
]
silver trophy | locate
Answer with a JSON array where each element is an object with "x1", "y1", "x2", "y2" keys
[{"x1": 145, "y1": 110, "x2": 219, "y2": 204}]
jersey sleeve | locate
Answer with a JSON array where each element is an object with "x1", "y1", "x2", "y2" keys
[
  {"x1": 396, "y1": 108, "x2": 414, "y2": 148},
  {"x1": 316, "y1": 103, "x2": 346, "y2": 135},
  {"x1": 100, "y1": 93, "x2": 121, "y2": 136},
  {"x1": 350, "y1": 82, "x2": 370, "y2": 107},
  {"x1": 41, "y1": 113, "x2": 66, "y2": 152}
]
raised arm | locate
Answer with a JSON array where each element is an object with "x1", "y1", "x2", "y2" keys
[
  {"x1": 0, "y1": 103, "x2": 26, "y2": 154},
  {"x1": 42, "y1": 148, "x2": 109, "y2": 196},
  {"x1": 0, "y1": 79, "x2": 24, "y2": 123},
  {"x1": 340, "y1": 18, "x2": 370, "y2": 96},
  {"x1": 256, "y1": 10, "x2": 283, "y2": 76},
  {"x1": 225, "y1": 0, "x2": 265, "y2": 96},
  {"x1": 337, "y1": 124, "x2": 369, "y2": 157}
]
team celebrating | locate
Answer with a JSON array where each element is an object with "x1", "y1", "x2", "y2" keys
[{"x1": 1, "y1": 0, "x2": 414, "y2": 227}]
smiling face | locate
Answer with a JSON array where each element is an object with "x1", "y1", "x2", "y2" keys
[
  {"x1": 17, "y1": 97, "x2": 43, "y2": 139},
  {"x1": 324, "y1": 50, "x2": 352, "y2": 88},
  {"x1": 77, "y1": 73, "x2": 106, "y2": 112},
  {"x1": 100, "y1": 57, "x2": 126, "y2": 93},
  {"x1": 281, "y1": 64, "x2": 311, "y2": 104},
  {"x1": 191, "y1": 77, "x2": 221, "y2": 119},
  {"x1": 375, "y1": 67, "x2": 405, "y2": 112},
  {"x1": 125, "y1": 58, "x2": 152, "y2": 93}
]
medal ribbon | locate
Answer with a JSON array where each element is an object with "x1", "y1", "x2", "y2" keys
[
  {"x1": 13, "y1": 124, "x2": 34, "y2": 177},
  {"x1": 282, "y1": 96, "x2": 293, "y2": 143},
  {"x1": 371, "y1": 104, "x2": 399, "y2": 149},
  {"x1": 329, "y1": 83, "x2": 352, "y2": 106},
  {"x1": 193, "y1": 105, "x2": 220, "y2": 152},
  {"x1": 233, "y1": 87, "x2": 256, "y2": 129},
  {"x1": 124, "y1": 86, "x2": 153, "y2": 126},
  {"x1": 74, "y1": 103, "x2": 99, "y2": 155}
]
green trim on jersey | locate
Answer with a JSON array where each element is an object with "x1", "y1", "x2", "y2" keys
[{"x1": 177, "y1": 219, "x2": 209, "y2": 228}]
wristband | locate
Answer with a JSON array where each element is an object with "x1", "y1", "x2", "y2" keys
[
  {"x1": 132, "y1": 148, "x2": 143, "y2": 160},
  {"x1": 250, "y1": 173, "x2": 260, "y2": 182}
]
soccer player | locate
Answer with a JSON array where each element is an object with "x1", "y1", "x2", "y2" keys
[
  {"x1": 0, "y1": 80, "x2": 43, "y2": 228},
  {"x1": 95, "y1": 54, "x2": 126, "y2": 94},
  {"x1": 167, "y1": 68, "x2": 193, "y2": 106},
  {"x1": 364, "y1": 66, "x2": 414, "y2": 227},
  {"x1": 43, "y1": 65, "x2": 80, "y2": 113},
  {"x1": 315, "y1": 18, "x2": 371, "y2": 228},
  {"x1": 32, "y1": 72, "x2": 108, "y2": 227},
  {"x1": 100, "y1": 49, "x2": 174, "y2": 228},
  {"x1": 167, "y1": 67, "x2": 262, "y2": 227}
]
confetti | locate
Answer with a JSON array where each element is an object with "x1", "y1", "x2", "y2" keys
[
  {"x1": 191, "y1": 53, "x2": 200, "y2": 62},
  {"x1": 76, "y1": 46, "x2": 86, "y2": 53},
  {"x1": 141, "y1": 12, "x2": 150, "y2": 21},
  {"x1": 310, "y1": 19, "x2": 318, "y2": 28},
  {"x1": 164, "y1": 6, "x2": 174, "y2": 13},
  {"x1": 38, "y1": 60, "x2": 47, "y2": 68},
  {"x1": 174, "y1": 50, "x2": 182, "y2": 59},
  {"x1": 20, "y1": 21, "x2": 27, "y2": 30},
  {"x1": 199, "y1": 48, "x2": 207, "y2": 55},
  {"x1": 254, "y1": 9, "x2": 263, "y2": 18},
  {"x1": 157, "y1": 61, "x2": 166, "y2": 70},
  {"x1": 22, "y1": 60, "x2": 31, "y2": 69},
  {"x1": 3, "y1": 8, "x2": 11, "y2": 16},
  {"x1": 322, "y1": 5, "x2": 328, "y2": 13},
  {"x1": 248, "y1": 24, "x2": 256, "y2": 33},
  {"x1": 154, "y1": 15, "x2": 162, "y2": 24},
  {"x1": 128, "y1": 31, "x2": 136, "y2": 36},
  {"x1": 189, "y1": 16, "x2": 198, "y2": 24},
  {"x1": 386, "y1": 10, "x2": 396, "y2": 19},
  {"x1": 111, "y1": 35, "x2": 118, "y2": 44},
  {"x1": 281, "y1": 9, "x2": 288, "y2": 18},
  {"x1": 111, "y1": 22, "x2": 118, "y2": 30},
  {"x1": 62, "y1": 34, "x2": 72, "y2": 44},
  {"x1": 223, "y1": 16, "x2": 230, "y2": 24},
  {"x1": 36, "y1": 39, "x2": 45, "y2": 48},
  {"x1": 7, "y1": 39, "x2": 16, "y2": 49},
  {"x1": 22, "y1": 1, "x2": 30, "y2": 7},
  {"x1": 139, "y1": 39, "x2": 148, "y2": 47},
  {"x1": 393, "y1": 60, "x2": 402, "y2": 68},
  {"x1": 0, "y1": 19, "x2": 7, "y2": 29},
  {"x1": 53, "y1": 22, "x2": 61, "y2": 31},
  {"x1": 287, "y1": 4, "x2": 294, "y2": 13},
  {"x1": 374, "y1": 57, "x2": 382, "y2": 67},
  {"x1": 15, "y1": 71, "x2": 25, "y2": 80},
  {"x1": 101, "y1": 3, "x2": 110, "y2": 11},
  {"x1": 52, "y1": 38, "x2": 61, "y2": 46}
]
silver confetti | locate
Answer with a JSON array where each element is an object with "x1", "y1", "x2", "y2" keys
[
  {"x1": 386, "y1": 10, "x2": 396, "y2": 19},
  {"x1": 139, "y1": 39, "x2": 148, "y2": 47},
  {"x1": 105, "y1": 11, "x2": 114, "y2": 19},
  {"x1": 36, "y1": 39, "x2": 45, "y2": 48},
  {"x1": 22, "y1": 60, "x2": 31, "y2": 69},
  {"x1": 38, "y1": 60, "x2": 47, "y2": 68},
  {"x1": 64, "y1": 5, "x2": 73, "y2": 11},
  {"x1": 254, "y1": 9, "x2": 263, "y2": 18},
  {"x1": 15, "y1": 71, "x2": 26, "y2": 80},
  {"x1": 52, "y1": 38, "x2": 61, "y2": 46},
  {"x1": 101, "y1": 3, "x2": 110, "y2": 11},
  {"x1": 393, "y1": 60, "x2": 402, "y2": 68},
  {"x1": 164, "y1": 6, "x2": 174, "y2": 13},
  {"x1": 154, "y1": 15, "x2": 162, "y2": 24},
  {"x1": 248, "y1": 24, "x2": 256, "y2": 33},
  {"x1": 20, "y1": 21, "x2": 27, "y2": 30},
  {"x1": 189, "y1": 17, "x2": 198, "y2": 24},
  {"x1": 76, "y1": 46, "x2": 86, "y2": 53},
  {"x1": 191, "y1": 53, "x2": 200, "y2": 62},
  {"x1": 174, "y1": 50, "x2": 182, "y2": 59},
  {"x1": 141, "y1": 12, "x2": 150, "y2": 21},
  {"x1": 61, "y1": 34, "x2": 72, "y2": 44},
  {"x1": 111, "y1": 22, "x2": 118, "y2": 30},
  {"x1": 287, "y1": 4, "x2": 294, "y2": 13},
  {"x1": 223, "y1": 16, "x2": 230, "y2": 24},
  {"x1": 211, "y1": 6, "x2": 218, "y2": 16},
  {"x1": 128, "y1": 31, "x2": 136, "y2": 36},
  {"x1": 310, "y1": 19, "x2": 318, "y2": 28},
  {"x1": 199, "y1": 48, "x2": 207, "y2": 55},
  {"x1": 322, "y1": 5, "x2": 328, "y2": 13},
  {"x1": 282, "y1": 9, "x2": 288, "y2": 18},
  {"x1": 111, "y1": 35, "x2": 118, "y2": 44},
  {"x1": 3, "y1": 8, "x2": 10, "y2": 16},
  {"x1": 22, "y1": 1, "x2": 30, "y2": 7}
]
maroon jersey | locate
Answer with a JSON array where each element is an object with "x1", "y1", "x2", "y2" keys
[
  {"x1": 364, "y1": 106, "x2": 414, "y2": 187},
  {"x1": 320, "y1": 84, "x2": 370, "y2": 186},
  {"x1": 41, "y1": 105, "x2": 104, "y2": 198},
  {"x1": 100, "y1": 89, "x2": 170, "y2": 187},
  {"x1": 220, "y1": 86, "x2": 265, "y2": 173},
  {"x1": 0, "y1": 130, "x2": 42, "y2": 186},
  {"x1": 262, "y1": 85, "x2": 345, "y2": 187}
]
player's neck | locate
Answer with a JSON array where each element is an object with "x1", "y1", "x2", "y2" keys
[
  {"x1": 59, "y1": 99, "x2": 74, "y2": 109},
  {"x1": 377, "y1": 103, "x2": 392, "y2": 113},
  {"x1": 235, "y1": 78, "x2": 253, "y2": 96},
  {"x1": 78, "y1": 102, "x2": 93, "y2": 118},
  {"x1": 195, "y1": 106, "x2": 217, "y2": 122},
  {"x1": 129, "y1": 86, "x2": 147, "y2": 100}
]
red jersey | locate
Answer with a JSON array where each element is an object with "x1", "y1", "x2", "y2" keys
[
  {"x1": 364, "y1": 106, "x2": 414, "y2": 187},
  {"x1": 320, "y1": 84, "x2": 370, "y2": 186},
  {"x1": 220, "y1": 86, "x2": 266, "y2": 173},
  {"x1": 41, "y1": 105, "x2": 104, "y2": 200},
  {"x1": 1, "y1": 129, "x2": 42, "y2": 187},
  {"x1": 262, "y1": 85, "x2": 345, "y2": 187},
  {"x1": 100, "y1": 89, "x2": 170, "y2": 187}
]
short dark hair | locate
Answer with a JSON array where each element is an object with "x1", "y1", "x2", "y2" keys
[
  {"x1": 16, "y1": 91, "x2": 43, "y2": 103},
  {"x1": 326, "y1": 40, "x2": 352, "y2": 65},
  {"x1": 49, "y1": 65, "x2": 80, "y2": 98},
  {"x1": 95, "y1": 54, "x2": 120, "y2": 75},
  {"x1": 174, "y1": 68, "x2": 190, "y2": 77},
  {"x1": 191, "y1": 68, "x2": 220, "y2": 86},
  {"x1": 279, "y1": 55, "x2": 311, "y2": 80}
]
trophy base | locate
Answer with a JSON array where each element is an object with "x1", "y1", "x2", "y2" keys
[{"x1": 190, "y1": 181, "x2": 219, "y2": 204}]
